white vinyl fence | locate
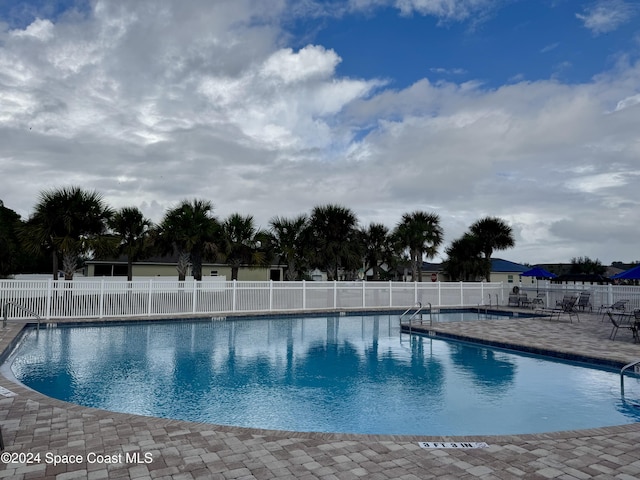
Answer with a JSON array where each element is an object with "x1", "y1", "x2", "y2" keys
[
  {"x1": 519, "y1": 282, "x2": 640, "y2": 313},
  {"x1": 4, "y1": 279, "x2": 637, "y2": 322},
  {"x1": 0, "y1": 279, "x2": 508, "y2": 321}
]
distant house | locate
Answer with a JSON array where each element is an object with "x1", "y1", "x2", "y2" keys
[
  {"x1": 84, "y1": 257, "x2": 284, "y2": 281},
  {"x1": 419, "y1": 262, "x2": 446, "y2": 282},
  {"x1": 487, "y1": 258, "x2": 530, "y2": 284},
  {"x1": 419, "y1": 258, "x2": 529, "y2": 283}
]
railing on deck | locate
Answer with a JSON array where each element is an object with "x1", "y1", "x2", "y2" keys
[
  {"x1": 0, "y1": 279, "x2": 506, "y2": 321},
  {"x1": 2, "y1": 301, "x2": 41, "y2": 329}
]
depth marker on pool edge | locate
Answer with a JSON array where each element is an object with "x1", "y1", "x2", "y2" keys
[{"x1": 419, "y1": 442, "x2": 489, "y2": 449}]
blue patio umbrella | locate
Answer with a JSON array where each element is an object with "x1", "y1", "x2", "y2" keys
[
  {"x1": 521, "y1": 266, "x2": 557, "y2": 279},
  {"x1": 611, "y1": 264, "x2": 640, "y2": 280},
  {"x1": 521, "y1": 266, "x2": 557, "y2": 294}
]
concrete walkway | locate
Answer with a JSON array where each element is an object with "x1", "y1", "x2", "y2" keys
[{"x1": 1, "y1": 312, "x2": 640, "y2": 479}]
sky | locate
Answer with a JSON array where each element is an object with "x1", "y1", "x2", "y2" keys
[{"x1": 1, "y1": 0, "x2": 639, "y2": 265}]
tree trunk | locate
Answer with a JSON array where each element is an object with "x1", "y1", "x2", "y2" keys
[
  {"x1": 127, "y1": 256, "x2": 133, "y2": 282},
  {"x1": 62, "y1": 250, "x2": 76, "y2": 280},
  {"x1": 286, "y1": 263, "x2": 296, "y2": 281},
  {"x1": 176, "y1": 251, "x2": 190, "y2": 281},
  {"x1": 191, "y1": 251, "x2": 203, "y2": 281},
  {"x1": 52, "y1": 251, "x2": 59, "y2": 280},
  {"x1": 484, "y1": 250, "x2": 492, "y2": 282},
  {"x1": 411, "y1": 249, "x2": 419, "y2": 282}
]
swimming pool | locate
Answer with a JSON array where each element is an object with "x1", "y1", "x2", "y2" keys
[{"x1": 9, "y1": 313, "x2": 640, "y2": 436}]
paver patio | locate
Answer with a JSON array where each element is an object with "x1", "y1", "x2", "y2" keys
[{"x1": 1, "y1": 311, "x2": 639, "y2": 479}]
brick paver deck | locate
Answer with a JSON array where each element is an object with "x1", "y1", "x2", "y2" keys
[{"x1": 1, "y1": 311, "x2": 640, "y2": 479}]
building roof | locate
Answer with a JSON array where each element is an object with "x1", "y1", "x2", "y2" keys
[
  {"x1": 421, "y1": 262, "x2": 445, "y2": 272},
  {"x1": 420, "y1": 258, "x2": 529, "y2": 273},
  {"x1": 489, "y1": 258, "x2": 530, "y2": 273}
]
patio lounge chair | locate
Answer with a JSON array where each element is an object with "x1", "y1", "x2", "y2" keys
[
  {"x1": 607, "y1": 311, "x2": 639, "y2": 342},
  {"x1": 518, "y1": 293, "x2": 531, "y2": 308},
  {"x1": 531, "y1": 294, "x2": 546, "y2": 308},
  {"x1": 554, "y1": 295, "x2": 574, "y2": 309},
  {"x1": 599, "y1": 299, "x2": 629, "y2": 321},
  {"x1": 575, "y1": 292, "x2": 592, "y2": 311},
  {"x1": 538, "y1": 295, "x2": 579, "y2": 323},
  {"x1": 508, "y1": 294, "x2": 520, "y2": 307}
]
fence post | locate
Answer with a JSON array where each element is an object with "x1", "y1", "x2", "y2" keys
[
  {"x1": 333, "y1": 281, "x2": 337, "y2": 309},
  {"x1": 269, "y1": 280, "x2": 273, "y2": 311},
  {"x1": 481, "y1": 282, "x2": 484, "y2": 305},
  {"x1": 192, "y1": 280, "x2": 198, "y2": 313},
  {"x1": 147, "y1": 279, "x2": 153, "y2": 316},
  {"x1": 460, "y1": 282, "x2": 464, "y2": 306},
  {"x1": 302, "y1": 280, "x2": 306, "y2": 310},
  {"x1": 46, "y1": 279, "x2": 52, "y2": 320},
  {"x1": 362, "y1": 281, "x2": 366, "y2": 308},
  {"x1": 389, "y1": 281, "x2": 393, "y2": 307},
  {"x1": 99, "y1": 278, "x2": 105, "y2": 318},
  {"x1": 232, "y1": 280, "x2": 237, "y2": 312},
  {"x1": 414, "y1": 281, "x2": 418, "y2": 304}
]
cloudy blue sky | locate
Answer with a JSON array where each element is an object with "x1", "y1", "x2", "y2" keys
[{"x1": 1, "y1": 0, "x2": 639, "y2": 265}]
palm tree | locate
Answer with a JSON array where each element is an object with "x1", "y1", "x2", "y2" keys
[
  {"x1": 307, "y1": 204, "x2": 360, "y2": 281},
  {"x1": 0, "y1": 201, "x2": 23, "y2": 278},
  {"x1": 158, "y1": 199, "x2": 221, "y2": 281},
  {"x1": 109, "y1": 207, "x2": 153, "y2": 281},
  {"x1": 469, "y1": 217, "x2": 515, "y2": 281},
  {"x1": 360, "y1": 223, "x2": 392, "y2": 280},
  {"x1": 222, "y1": 213, "x2": 269, "y2": 281},
  {"x1": 20, "y1": 186, "x2": 113, "y2": 280},
  {"x1": 268, "y1": 214, "x2": 308, "y2": 281},
  {"x1": 444, "y1": 233, "x2": 485, "y2": 281},
  {"x1": 393, "y1": 211, "x2": 443, "y2": 282}
]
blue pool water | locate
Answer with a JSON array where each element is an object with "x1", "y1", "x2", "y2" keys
[{"x1": 9, "y1": 313, "x2": 640, "y2": 436}]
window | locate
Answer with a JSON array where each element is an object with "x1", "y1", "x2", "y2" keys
[{"x1": 507, "y1": 275, "x2": 514, "y2": 283}]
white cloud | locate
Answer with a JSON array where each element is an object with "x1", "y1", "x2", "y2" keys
[
  {"x1": 260, "y1": 45, "x2": 340, "y2": 83},
  {"x1": 576, "y1": 0, "x2": 636, "y2": 35},
  {"x1": 430, "y1": 67, "x2": 467, "y2": 75},
  {"x1": 196, "y1": 45, "x2": 379, "y2": 150},
  {"x1": 614, "y1": 93, "x2": 640, "y2": 111},
  {"x1": 393, "y1": 0, "x2": 498, "y2": 20},
  {"x1": 540, "y1": 42, "x2": 559, "y2": 54},
  {"x1": 564, "y1": 172, "x2": 633, "y2": 193},
  {"x1": 10, "y1": 18, "x2": 54, "y2": 40},
  {"x1": 301, "y1": 0, "x2": 501, "y2": 22}
]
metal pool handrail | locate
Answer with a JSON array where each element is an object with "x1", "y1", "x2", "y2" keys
[
  {"x1": 400, "y1": 302, "x2": 421, "y2": 320},
  {"x1": 2, "y1": 301, "x2": 41, "y2": 329},
  {"x1": 399, "y1": 302, "x2": 435, "y2": 335},
  {"x1": 620, "y1": 358, "x2": 640, "y2": 397}
]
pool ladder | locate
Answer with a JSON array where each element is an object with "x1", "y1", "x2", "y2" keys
[
  {"x1": 2, "y1": 301, "x2": 42, "y2": 329},
  {"x1": 400, "y1": 302, "x2": 433, "y2": 336},
  {"x1": 620, "y1": 358, "x2": 640, "y2": 398},
  {"x1": 486, "y1": 293, "x2": 499, "y2": 310}
]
